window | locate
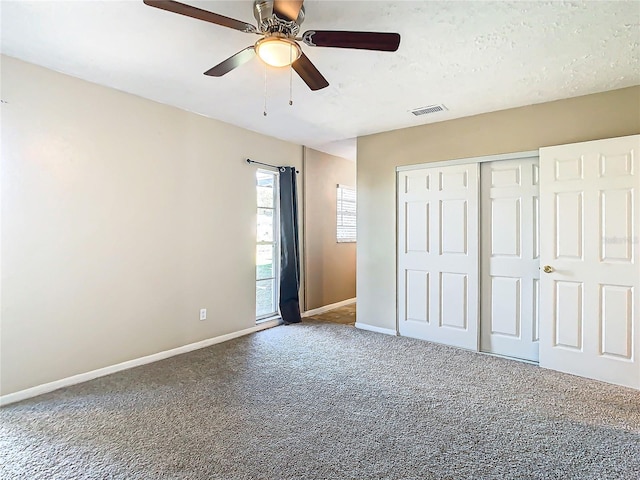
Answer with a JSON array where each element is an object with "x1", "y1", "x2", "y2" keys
[
  {"x1": 337, "y1": 184, "x2": 356, "y2": 243},
  {"x1": 256, "y1": 170, "x2": 279, "y2": 320}
]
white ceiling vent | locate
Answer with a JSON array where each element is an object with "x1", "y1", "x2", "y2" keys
[{"x1": 410, "y1": 104, "x2": 448, "y2": 116}]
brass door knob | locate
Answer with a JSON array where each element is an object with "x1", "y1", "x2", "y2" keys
[{"x1": 543, "y1": 265, "x2": 554, "y2": 273}]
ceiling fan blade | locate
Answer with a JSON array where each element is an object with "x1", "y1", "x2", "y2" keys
[
  {"x1": 301, "y1": 30, "x2": 401, "y2": 52},
  {"x1": 273, "y1": 0, "x2": 304, "y2": 22},
  {"x1": 143, "y1": 0, "x2": 257, "y2": 33},
  {"x1": 204, "y1": 47, "x2": 256, "y2": 77},
  {"x1": 292, "y1": 53, "x2": 329, "y2": 91}
]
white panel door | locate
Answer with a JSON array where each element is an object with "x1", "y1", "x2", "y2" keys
[
  {"x1": 481, "y1": 158, "x2": 540, "y2": 361},
  {"x1": 539, "y1": 135, "x2": 640, "y2": 389},
  {"x1": 398, "y1": 164, "x2": 479, "y2": 350}
]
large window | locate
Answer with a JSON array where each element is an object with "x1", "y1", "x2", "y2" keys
[
  {"x1": 337, "y1": 184, "x2": 356, "y2": 243},
  {"x1": 256, "y1": 170, "x2": 279, "y2": 320}
]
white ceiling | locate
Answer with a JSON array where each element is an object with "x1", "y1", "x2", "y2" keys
[{"x1": 2, "y1": 1, "x2": 639, "y2": 160}]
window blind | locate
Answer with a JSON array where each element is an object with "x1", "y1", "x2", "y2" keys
[{"x1": 337, "y1": 185, "x2": 356, "y2": 243}]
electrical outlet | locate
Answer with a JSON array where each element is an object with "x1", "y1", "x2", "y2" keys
[{"x1": 199, "y1": 308, "x2": 207, "y2": 321}]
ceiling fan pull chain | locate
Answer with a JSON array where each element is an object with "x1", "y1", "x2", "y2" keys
[
  {"x1": 263, "y1": 63, "x2": 268, "y2": 117},
  {"x1": 289, "y1": 49, "x2": 293, "y2": 106}
]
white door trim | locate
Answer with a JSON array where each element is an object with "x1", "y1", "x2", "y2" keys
[{"x1": 396, "y1": 150, "x2": 539, "y2": 172}]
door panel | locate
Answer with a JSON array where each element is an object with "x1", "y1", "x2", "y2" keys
[
  {"x1": 555, "y1": 192, "x2": 583, "y2": 259},
  {"x1": 491, "y1": 198, "x2": 520, "y2": 256},
  {"x1": 540, "y1": 134, "x2": 640, "y2": 389},
  {"x1": 440, "y1": 199, "x2": 467, "y2": 254},
  {"x1": 600, "y1": 189, "x2": 633, "y2": 262},
  {"x1": 490, "y1": 277, "x2": 520, "y2": 336},
  {"x1": 406, "y1": 202, "x2": 429, "y2": 253},
  {"x1": 440, "y1": 272, "x2": 468, "y2": 329},
  {"x1": 406, "y1": 270, "x2": 429, "y2": 322},
  {"x1": 480, "y1": 158, "x2": 540, "y2": 361},
  {"x1": 600, "y1": 284, "x2": 632, "y2": 359},
  {"x1": 554, "y1": 281, "x2": 583, "y2": 349},
  {"x1": 398, "y1": 164, "x2": 479, "y2": 350}
]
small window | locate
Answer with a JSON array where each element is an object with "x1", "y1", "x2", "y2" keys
[
  {"x1": 256, "y1": 170, "x2": 279, "y2": 321},
  {"x1": 337, "y1": 184, "x2": 356, "y2": 243}
]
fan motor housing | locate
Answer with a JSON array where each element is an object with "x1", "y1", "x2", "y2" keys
[{"x1": 253, "y1": 0, "x2": 304, "y2": 36}]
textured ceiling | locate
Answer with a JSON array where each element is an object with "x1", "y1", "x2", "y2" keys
[{"x1": 2, "y1": 1, "x2": 639, "y2": 160}]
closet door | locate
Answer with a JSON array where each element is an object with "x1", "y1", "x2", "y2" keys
[
  {"x1": 539, "y1": 135, "x2": 640, "y2": 389},
  {"x1": 480, "y1": 158, "x2": 540, "y2": 362},
  {"x1": 398, "y1": 164, "x2": 479, "y2": 350}
]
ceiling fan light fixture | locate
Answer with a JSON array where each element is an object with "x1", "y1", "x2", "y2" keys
[{"x1": 255, "y1": 37, "x2": 301, "y2": 67}]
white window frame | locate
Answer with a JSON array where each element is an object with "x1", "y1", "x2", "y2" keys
[
  {"x1": 256, "y1": 169, "x2": 280, "y2": 322},
  {"x1": 337, "y1": 184, "x2": 357, "y2": 243}
]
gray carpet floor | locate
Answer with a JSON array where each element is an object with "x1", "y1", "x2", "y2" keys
[
  {"x1": 1, "y1": 320, "x2": 639, "y2": 479},
  {"x1": 307, "y1": 303, "x2": 356, "y2": 325}
]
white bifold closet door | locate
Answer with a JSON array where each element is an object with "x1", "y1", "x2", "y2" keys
[
  {"x1": 539, "y1": 135, "x2": 640, "y2": 389},
  {"x1": 480, "y1": 158, "x2": 540, "y2": 362},
  {"x1": 397, "y1": 163, "x2": 479, "y2": 350}
]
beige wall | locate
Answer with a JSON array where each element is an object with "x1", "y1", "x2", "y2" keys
[
  {"x1": 357, "y1": 86, "x2": 640, "y2": 331},
  {"x1": 303, "y1": 148, "x2": 356, "y2": 310},
  {"x1": 0, "y1": 55, "x2": 303, "y2": 396}
]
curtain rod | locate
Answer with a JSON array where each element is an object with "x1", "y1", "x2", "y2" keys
[{"x1": 246, "y1": 158, "x2": 299, "y2": 174}]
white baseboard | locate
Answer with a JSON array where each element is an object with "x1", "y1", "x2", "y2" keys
[
  {"x1": 0, "y1": 319, "x2": 282, "y2": 407},
  {"x1": 302, "y1": 298, "x2": 356, "y2": 317},
  {"x1": 355, "y1": 322, "x2": 397, "y2": 336}
]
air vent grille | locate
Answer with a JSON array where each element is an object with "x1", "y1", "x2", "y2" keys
[{"x1": 410, "y1": 104, "x2": 447, "y2": 116}]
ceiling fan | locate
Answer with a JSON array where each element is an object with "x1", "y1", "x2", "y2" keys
[{"x1": 143, "y1": 0, "x2": 401, "y2": 91}]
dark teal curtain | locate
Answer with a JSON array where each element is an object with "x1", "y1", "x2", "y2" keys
[{"x1": 279, "y1": 167, "x2": 301, "y2": 324}]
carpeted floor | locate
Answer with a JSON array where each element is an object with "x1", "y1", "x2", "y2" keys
[
  {"x1": 1, "y1": 320, "x2": 639, "y2": 479},
  {"x1": 307, "y1": 303, "x2": 356, "y2": 325}
]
